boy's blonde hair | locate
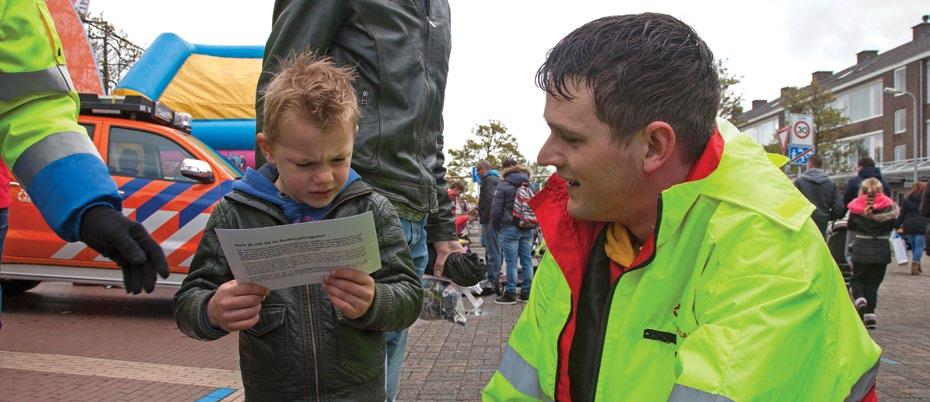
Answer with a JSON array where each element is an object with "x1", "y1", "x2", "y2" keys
[{"x1": 261, "y1": 52, "x2": 359, "y2": 143}]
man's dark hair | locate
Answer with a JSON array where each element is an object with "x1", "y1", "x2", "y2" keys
[
  {"x1": 808, "y1": 154, "x2": 823, "y2": 169},
  {"x1": 501, "y1": 158, "x2": 518, "y2": 168},
  {"x1": 536, "y1": 13, "x2": 720, "y2": 162},
  {"x1": 858, "y1": 157, "x2": 876, "y2": 168},
  {"x1": 477, "y1": 160, "x2": 493, "y2": 171}
]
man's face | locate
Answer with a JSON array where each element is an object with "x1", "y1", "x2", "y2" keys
[
  {"x1": 260, "y1": 115, "x2": 353, "y2": 208},
  {"x1": 537, "y1": 83, "x2": 646, "y2": 224},
  {"x1": 476, "y1": 167, "x2": 487, "y2": 177}
]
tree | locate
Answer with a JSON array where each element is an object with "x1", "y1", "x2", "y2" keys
[
  {"x1": 717, "y1": 60, "x2": 745, "y2": 127},
  {"x1": 446, "y1": 120, "x2": 525, "y2": 178},
  {"x1": 82, "y1": 13, "x2": 144, "y2": 94},
  {"x1": 780, "y1": 82, "x2": 850, "y2": 173}
]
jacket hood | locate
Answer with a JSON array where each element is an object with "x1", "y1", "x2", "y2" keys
[
  {"x1": 800, "y1": 168, "x2": 831, "y2": 184},
  {"x1": 857, "y1": 166, "x2": 884, "y2": 180},
  {"x1": 483, "y1": 169, "x2": 501, "y2": 178},
  {"x1": 503, "y1": 165, "x2": 531, "y2": 186},
  {"x1": 232, "y1": 164, "x2": 361, "y2": 222},
  {"x1": 848, "y1": 193, "x2": 896, "y2": 215}
]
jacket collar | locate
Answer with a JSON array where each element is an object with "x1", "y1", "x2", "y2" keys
[{"x1": 657, "y1": 118, "x2": 813, "y2": 247}]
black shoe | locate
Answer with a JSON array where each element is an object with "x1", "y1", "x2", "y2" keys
[
  {"x1": 519, "y1": 290, "x2": 530, "y2": 303},
  {"x1": 494, "y1": 293, "x2": 517, "y2": 305},
  {"x1": 863, "y1": 313, "x2": 876, "y2": 329}
]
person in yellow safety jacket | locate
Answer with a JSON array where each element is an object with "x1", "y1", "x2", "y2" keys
[
  {"x1": 0, "y1": 0, "x2": 167, "y2": 295},
  {"x1": 484, "y1": 14, "x2": 881, "y2": 402}
]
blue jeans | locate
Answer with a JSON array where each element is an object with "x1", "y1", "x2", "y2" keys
[
  {"x1": 905, "y1": 234, "x2": 926, "y2": 265},
  {"x1": 385, "y1": 217, "x2": 427, "y2": 401},
  {"x1": 481, "y1": 224, "x2": 502, "y2": 283},
  {"x1": 501, "y1": 226, "x2": 534, "y2": 295}
]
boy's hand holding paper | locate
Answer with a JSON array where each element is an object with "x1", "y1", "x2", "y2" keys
[
  {"x1": 207, "y1": 280, "x2": 270, "y2": 332},
  {"x1": 323, "y1": 268, "x2": 375, "y2": 319}
]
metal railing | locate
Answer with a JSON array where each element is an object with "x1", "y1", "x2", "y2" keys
[{"x1": 828, "y1": 156, "x2": 930, "y2": 184}]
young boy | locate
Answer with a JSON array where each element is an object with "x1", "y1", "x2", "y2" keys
[{"x1": 173, "y1": 53, "x2": 422, "y2": 401}]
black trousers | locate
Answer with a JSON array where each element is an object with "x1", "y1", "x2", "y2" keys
[{"x1": 850, "y1": 262, "x2": 887, "y2": 315}]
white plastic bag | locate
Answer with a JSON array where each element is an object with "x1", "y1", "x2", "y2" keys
[{"x1": 890, "y1": 232, "x2": 909, "y2": 265}]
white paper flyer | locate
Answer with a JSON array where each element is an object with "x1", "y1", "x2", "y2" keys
[{"x1": 215, "y1": 211, "x2": 380, "y2": 290}]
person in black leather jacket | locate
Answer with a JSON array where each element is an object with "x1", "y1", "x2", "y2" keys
[
  {"x1": 255, "y1": 3, "x2": 462, "y2": 398},
  {"x1": 177, "y1": 55, "x2": 421, "y2": 401}
]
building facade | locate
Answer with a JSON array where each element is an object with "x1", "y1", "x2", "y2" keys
[{"x1": 739, "y1": 18, "x2": 930, "y2": 193}]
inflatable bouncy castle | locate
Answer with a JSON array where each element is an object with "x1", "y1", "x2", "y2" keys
[{"x1": 114, "y1": 34, "x2": 262, "y2": 169}]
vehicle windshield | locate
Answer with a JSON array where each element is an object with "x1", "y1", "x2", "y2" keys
[{"x1": 186, "y1": 135, "x2": 244, "y2": 178}]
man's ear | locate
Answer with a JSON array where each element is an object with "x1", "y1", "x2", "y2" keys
[
  {"x1": 257, "y1": 132, "x2": 276, "y2": 164},
  {"x1": 642, "y1": 121, "x2": 676, "y2": 174}
]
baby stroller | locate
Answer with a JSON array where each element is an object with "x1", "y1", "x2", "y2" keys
[{"x1": 827, "y1": 218, "x2": 853, "y2": 285}]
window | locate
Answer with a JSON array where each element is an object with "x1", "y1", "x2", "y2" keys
[
  {"x1": 837, "y1": 131, "x2": 883, "y2": 170},
  {"x1": 107, "y1": 126, "x2": 199, "y2": 182},
  {"x1": 80, "y1": 123, "x2": 96, "y2": 140},
  {"x1": 893, "y1": 67, "x2": 906, "y2": 92},
  {"x1": 834, "y1": 81, "x2": 883, "y2": 122},
  {"x1": 742, "y1": 117, "x2": 779, "y2": 145},
  {"x1": 895, "y1": 144, "x2": 906, "y2": 161},
  {"x1": 895, "y1": 109, "x2": 907, "y2": 133}
]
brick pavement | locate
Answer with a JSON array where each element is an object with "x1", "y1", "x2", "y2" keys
[{"x1": 1, "y1": 229, "x2": 930, "y2": 400}]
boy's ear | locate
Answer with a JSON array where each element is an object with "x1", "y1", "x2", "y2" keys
[{"x1": 257, "y1": 132, "x2": 275, "y2": 163}]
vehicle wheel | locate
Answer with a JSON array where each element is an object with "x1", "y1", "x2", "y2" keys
[{"x1": 1, "y1": 279, "x2": 41, "y2": 296}]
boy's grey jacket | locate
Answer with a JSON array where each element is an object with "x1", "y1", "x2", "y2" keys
[{"x1": 173, "y1": 179, "x2": 422, "y2": 401}]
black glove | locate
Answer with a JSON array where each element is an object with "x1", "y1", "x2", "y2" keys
[{"x1": 79, "y1": 206, "x2": 169, "y2": 294}]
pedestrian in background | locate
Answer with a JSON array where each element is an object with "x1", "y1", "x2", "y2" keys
[
  {"x1": 794, "y1": 154, "x2": 845, "y2": 238},
  {"x1": 490, "y1": 159, "x2": 535, "y2": 304},
  {"x1": 843, "y1": 157, "x2": 891, "y2": 205},
  {"x1": 848, "y1": 178, "x2": 899, "y2": 329},
  {"x1": 897, "y1": 181, "x2": 928, "y2": 275},
  {"x1": 476, "y1": 160, "x2": 502, "y2": 295},
  {"x1": 0, "y1": 162, "x2": 10, "y2": 326}
]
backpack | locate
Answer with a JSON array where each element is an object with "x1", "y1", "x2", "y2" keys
[{"x1": 511, "y1": 182, "x2": 538, "y2": 229}]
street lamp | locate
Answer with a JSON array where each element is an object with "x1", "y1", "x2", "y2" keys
[{"x1": 884, "y1": 87, "x2": 920, "y2": 183}]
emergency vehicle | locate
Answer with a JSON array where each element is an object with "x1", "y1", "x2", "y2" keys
[{"x1": 0, "y1": 94, "x2": 242, "y2": 294}]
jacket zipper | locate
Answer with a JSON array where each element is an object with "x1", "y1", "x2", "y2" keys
[
  {"x1": 588, "y1": 196, "x2": 662, "y2": 396},
  {"x1": 306, "y1": 286, "x2": 321, "y2": 401},
  {"x1": 418, "y1": 0, "x2": 434, "y2": 182},
  {"x1": 555, "y1": 196, "x2": 664, "y2": 399}
]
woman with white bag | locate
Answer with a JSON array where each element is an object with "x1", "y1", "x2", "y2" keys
[
  {"x1": 896, "y1": 181, "x2": 928, "y2": 275},
  {"x1": 847, "y1": 178, "x2": 900, "y2": 329}
]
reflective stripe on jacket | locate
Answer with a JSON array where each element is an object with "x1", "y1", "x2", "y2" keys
[
  {"x1": 0, "y1": 0, "x2": 120, "y2": 240},
  {"x1": 483, "y1": 118, "x2": 881, "y2": 401}
]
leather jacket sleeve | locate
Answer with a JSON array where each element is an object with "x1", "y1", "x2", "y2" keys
[
  {"x1": 255, "y1": 0, "x2": 351, "y2": 135},
  {"x1": 343, "y1": 193, "x2": 423, "y2": 331},
  {"x1": 173, "y1": 202, "x2": 235, "y2": 341},
  {"x1": 425, "y1": 134, "x2": 457, "y2": 243}
]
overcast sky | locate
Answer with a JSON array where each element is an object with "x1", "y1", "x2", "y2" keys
[{"x1": 89, "y1": 0, "x2": 928, "y2": 160}]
